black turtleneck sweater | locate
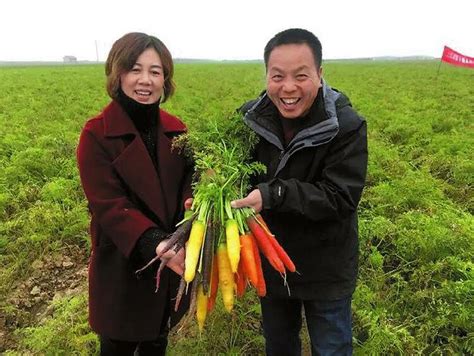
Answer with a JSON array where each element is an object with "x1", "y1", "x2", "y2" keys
[
  {"x1": 116, "y1": 89, "x2": 168, "y2": 267},
  {"x1": 117, "y1": 88, "x2": 160, "y2": 168}
]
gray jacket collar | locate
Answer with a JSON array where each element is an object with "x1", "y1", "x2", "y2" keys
[{"x1": 243, "y1": 79, "x2": 340, "y2": 176}]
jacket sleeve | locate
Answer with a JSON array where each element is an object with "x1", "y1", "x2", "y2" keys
[
  {"x1": 258, "y1": 120, "x2": 367, "y2": 222},
  {"x1": 77, "y1": 124, "x2": 162, "y2": 258}
]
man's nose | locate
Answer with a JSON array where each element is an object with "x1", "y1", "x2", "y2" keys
[{"x1": 282, "y1": 78, "x2": 297, "y2": 91}]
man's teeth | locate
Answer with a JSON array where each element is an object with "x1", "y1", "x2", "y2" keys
[{"x1": 281, "y1": 98, "x2": 298, "y2": 105}]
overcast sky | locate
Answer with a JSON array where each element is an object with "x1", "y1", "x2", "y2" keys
[{"x1": 1, "y1": 0, "x2": 473, "y2": 62}]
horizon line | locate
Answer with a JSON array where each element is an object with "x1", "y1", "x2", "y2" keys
[{"x1": 0, "y1": 55, "x2": 439, "y2": 66}]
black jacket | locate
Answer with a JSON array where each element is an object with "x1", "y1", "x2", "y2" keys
[{"x1": 241, "y1": 80, "x2": 368, "y2": 300}]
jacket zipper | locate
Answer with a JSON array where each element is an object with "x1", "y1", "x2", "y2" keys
[{"x1": 278, "y1": 149, "x2": 285, "y2": 161}]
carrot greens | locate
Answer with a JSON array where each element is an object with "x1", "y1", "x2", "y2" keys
[{"x1": 137, "y1": 112, "x2": 296, "y2": 330}]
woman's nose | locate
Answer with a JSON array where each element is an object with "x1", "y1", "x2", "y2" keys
[{"x1": 138, "y1": 72, "x2": 151, "y2": 84}]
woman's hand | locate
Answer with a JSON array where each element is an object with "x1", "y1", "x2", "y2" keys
[
  {"x1": 184, "y1": 197, "x2": 193, "y2": 210},
  {"x1": 156, "y1": 240, "x2": 185, "y2": 275}
]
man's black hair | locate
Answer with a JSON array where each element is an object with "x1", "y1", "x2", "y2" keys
[{"x1": 264, "y1": 28, "x2": 322, "y2": 70}]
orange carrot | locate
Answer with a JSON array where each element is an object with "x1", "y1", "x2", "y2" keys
[
  {"x1": 250, "y1": 233, "x2": 266, "y2": 297},
  {"x1": 235, "y1": 260, "x2": 247, "y2": 298},
  {"x1": 255, "y1": 213, "x2": 274, "y2": 237},
  {"x1": 240, "y1": 233, "x2": 259, "y2": 288},
  {"x1": 267, "y1": 235, "x2": 296, "y2": 273},
  {"x1": 207, "y1": 254, "x2": 219, "y2": 312},
  {"x1": 247, "y1": 216, "x2": 285, "y2": 274},
  {"x1": 255, "y1": 215, "x2": 296, "y2": 273}
]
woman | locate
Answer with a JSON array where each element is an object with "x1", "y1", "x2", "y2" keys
[{"x1": 77, "y1": 32, "x2": 193, "y2": 356}]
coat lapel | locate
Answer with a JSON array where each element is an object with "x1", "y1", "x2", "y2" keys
[
  {"x1": 102, "y1": 101, "x2": 171, "y2": 229},
  {"x1": 155, "y1": 111, "x2": 188, "y2": 225}
]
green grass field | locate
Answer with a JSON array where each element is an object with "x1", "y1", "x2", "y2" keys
[{"x1": 0, "y1": 61, "x2": 472, "y2": 354}]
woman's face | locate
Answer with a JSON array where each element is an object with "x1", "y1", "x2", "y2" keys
[{"x1": 120, "y1": 47, "x2": 164, "y2": 104}]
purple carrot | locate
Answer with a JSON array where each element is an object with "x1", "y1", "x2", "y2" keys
[
  {"x1": 135, "y1": 214, "x2": 196, "y2": 274},
  {"x1": 154, "y1": 259, "x2": 168, "y2": 292},
  {"x1": 187, "y1": 275, "x2": 200, "y2": 316},
  {"x1": 153, "y1": 232, "x2": 188, "y2": 292},
  {"x1": 174, "y1": 276, "x2": 187, "y2": 312},
  {"x1": 201, "y1": 221, "x2": 215, "y2": 295}
]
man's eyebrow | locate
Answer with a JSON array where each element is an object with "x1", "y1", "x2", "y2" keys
[
  {"x1": 269, "y1": 64, "x2": 311, "y2": 70},
  {"x1": 294, "y1": 65, "x2": 311, "y2": 71},
  {"x1": 268, "y1": 66, "x2": 283, "y2": 72}
]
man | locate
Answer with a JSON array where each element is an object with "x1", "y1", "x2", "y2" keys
[{"x1": 231, "y1": 28, "x2": 368, "y2": 355}]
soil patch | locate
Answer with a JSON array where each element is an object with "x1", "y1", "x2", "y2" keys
[{"x1": 0, "y1": 244, "x2": 89, "y2": 351}]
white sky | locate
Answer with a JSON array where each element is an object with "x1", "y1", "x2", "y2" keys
[{"x1": 1, "y1": 0, "x2": 473, "y2": 62}]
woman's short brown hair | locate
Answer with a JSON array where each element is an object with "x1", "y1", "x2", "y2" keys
[{"x1": 105, "y1": 32, "x2": 175, "y2": 103}]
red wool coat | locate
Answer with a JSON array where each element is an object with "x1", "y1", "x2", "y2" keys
[{"x1": 77, "y1": 101, "x2": 192, "y2": 341}]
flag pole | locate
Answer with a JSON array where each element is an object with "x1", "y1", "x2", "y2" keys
[
  {"x1": 436, "y1": 46, "x2": 447, "y2": 80},
  {"x1": 436, "y1": 58, "x2": 442, "y2": 79}
]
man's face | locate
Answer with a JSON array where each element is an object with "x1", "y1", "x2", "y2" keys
[{"x1": 266, "y1": 43, "x2": 322, "y2": 119}]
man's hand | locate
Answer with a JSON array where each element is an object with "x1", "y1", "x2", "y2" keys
[
  {"x1": 156, "y1": 240, "x2": 185, "y2": 275},
  {"x1": 230, "y1": 189, "x2": 263, "y2": 213}
]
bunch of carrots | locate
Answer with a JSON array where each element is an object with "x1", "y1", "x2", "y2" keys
[
  {"x1": 137, "y1": 114, "x2": 296, "y2": 331},
  {"x1": 186, "y1": 202, "x2": 296, "y2": 332}
]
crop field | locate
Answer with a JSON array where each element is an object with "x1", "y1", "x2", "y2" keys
[{"x1": 0, "y1": 61, "x2": 472, "y2": 354}]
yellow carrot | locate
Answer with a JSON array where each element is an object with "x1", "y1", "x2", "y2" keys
[
  {"x1": 225, "y1": 219, "x2": 241, "y2": 273},
  {"x1": 184, "y1": 220, "x2": 206, "y2": 282},
  {"x1": 196, "y1": 284, "x2": 208, "y2": 332},
  {"x1": 217, "y1": 243, "x2": 234, "y2": 312}
]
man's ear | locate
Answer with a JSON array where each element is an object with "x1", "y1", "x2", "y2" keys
[{"x1": 317, "y1": 67, "x2": 323, "y2": 88}]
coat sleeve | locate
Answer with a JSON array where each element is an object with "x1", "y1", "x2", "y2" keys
[
  {"x1": 77, "y1": 124, "x2": 158, "y2": 258},
  {"x1": 131, "y1": 228, "x2": 167, "y2": 268},
  {"x1": 258, "y1": 120, "x2": 368, "y2": 222},
  {"x1": 179, "y1": 156, "x2": 195, "y2": 210}
]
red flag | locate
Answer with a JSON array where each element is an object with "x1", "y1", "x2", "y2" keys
[{"x1": 441, "y1": 46, "x2": 474, "y2": 69}]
